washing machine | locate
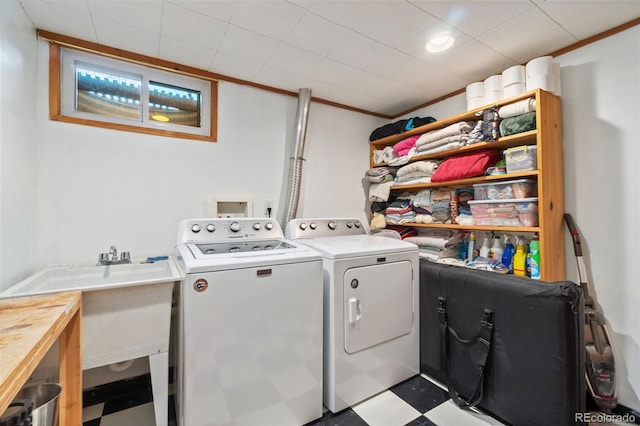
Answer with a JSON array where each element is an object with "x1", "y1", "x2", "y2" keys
[
  {"x1": 285, "y1": 218, "x2": 419, "y2": 413},
  {"x1": 175, "y1": 218, "x2": 323, "y2": 426}
]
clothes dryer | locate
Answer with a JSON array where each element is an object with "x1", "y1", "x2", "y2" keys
[
  {"x1": 175, "y1": 218, "x2": 323, "y2": 426},
  {"x1": 285, "y1": 218, "x2": 419, "y2": 413}
]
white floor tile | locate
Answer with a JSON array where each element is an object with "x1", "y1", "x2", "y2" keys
[
  {"x1": 99, "y1": 402, "x2": 156, "y2": 426},
  {"x1": 424, "y1": 400, "x2": 504, "y2": 426},
  {"x1": 82, "y1": 403, "x2": 104, "y2": 422},
  {"x1": 352, "y1": 390, "x2": 421, "y2": 426}
]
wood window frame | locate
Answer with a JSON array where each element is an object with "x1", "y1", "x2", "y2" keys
[{"x1": 45, "y1": 32, "x2": 218, "y2": 142}]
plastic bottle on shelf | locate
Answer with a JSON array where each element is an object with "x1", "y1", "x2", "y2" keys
[
  {"x1": 502, "y1": 236, "x2": 515, "y2": 274},
  {"x1": 530, "y1": 233, "x2": 541, "y2": 280},
  {"x1": 513, "y1": 237, "x2": 527, "y2": 276},
  {"x1": 490, "y1": 235, "x2": 503, "y2": 260},
  {"x1": 467, "y1": 232, "x2": 476, "y2": 262},
  {"x1": 479, "y1": 235, "x2": 491, "y2": 258},
  {"x1": 459, "y1": 232, "x2": 468, "y2": 261}
]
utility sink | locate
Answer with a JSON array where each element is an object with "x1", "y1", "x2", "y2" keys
[
  {"x1": 0, "y1": 257, "x2": 183, "y2": 426},
  {"x1": 0, "y1": 257, "x2": 182, "y2": 297}
]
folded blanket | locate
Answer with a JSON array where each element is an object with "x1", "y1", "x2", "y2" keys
[
  {"x1": 415, "y1": 140, "x2": 465, "y2": 156},
  {"x1": 499, "y1": 111, "x2": 537, "y2": 136},
  {"x1": 365, "y1": 166, "x2": 397, "y2": 177},
  {"x1": 365, "y1": 173, "x2": 394, "y2": 184},
  {"x1": 396, "y1": 160, "x2": 441, "y2": 177},
  {"x1": 415, "y1": 121, "x2": 475, "y2": 147},
  {"x1": 498, "y1": 98, "x2": 536, "y2": 119},
  {"x1": 395, "y1": 170, "x2": 433, "y2": 182},
  {"x1": 393, "y1": 176, "x2": 432, "y2": 186},
  {"x1": 368, "y1": 181, "x2": 393, "y2": 202},
  {"x1": 393, "y1": 135, "x2": 420, "y2": 156},
  {"x1": 416, "y1": 133, "x2": 469, "y2": 150},
  {"x1": 411, "y1": 189, "x2": 433, "y2": 208}
]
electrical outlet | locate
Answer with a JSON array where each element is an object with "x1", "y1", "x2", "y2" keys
[{"x1": 265, "y1": 200, "x2": 273, "y2": 218}]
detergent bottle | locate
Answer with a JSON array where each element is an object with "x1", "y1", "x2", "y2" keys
[
  {"x1": 490, "y1": 234, "x2": 503, "y2": 260},
  {"x1": 502, "y1": 235, "x2": 515, "y2": 274},
  {"x1": 458, "y1": 232, "x2": 468, "y2": 261},
  {"x1": 479, "y1": 235, "x2": 491, "y2": 258},
  {"x1": 529, "y1": 233, "x2": 541, "y2": 280},
  {"x1": 467, "y1": 232, "x2": 476, "y2": 261},
  {"x1": 513, "y1": 236, "x2": 527, "y2": 276}
]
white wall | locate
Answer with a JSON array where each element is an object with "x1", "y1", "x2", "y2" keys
[
  {"x1": 0, "y1": 0, "x2": 38, "y2": 287},
  {"x1": 408, "y1": 26, "x2": 640, "y2": 409}
]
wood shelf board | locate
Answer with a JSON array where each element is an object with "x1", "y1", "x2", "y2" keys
[
  {"x1": 0, "y1": 291, "x2": 82, "y2": 414},
  {"x1": 389, "y1": 222, "x2": 540, "y2": 233},
  {"x1": 391, "y1": 170, "x2": 538, "y2": 191}
]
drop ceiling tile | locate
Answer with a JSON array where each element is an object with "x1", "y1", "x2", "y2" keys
[
  {"x1": 266, "y1": 44, "x2": 325, "y2": 76},
  {"x1": 284, "y1": 13, "x2": 355, "y2": 57},
  {"x1": 19, "y1": 0, "x2": 96, "y2": 41},
  {"x1": 93, "y1": 17, "x2": 160, "y2": 57},
  {"x1": 161, "y1": 2, "x2": 228, "y2": 50},
  {"x1": 41, "y1": 0, "x2": 89, "y2": 13},
  {"x1": 535, "y1": 1, "x2": 640, "y2": 39},
  {"x1": 159, "y1": 36, "x2": 216, "y2": 71},
  {"x1": 358, "y1": 2, "x2": 439, "y2": 50},
  {"x1": 253, "y1": 65, "x2": 311, "y2": 93},
  {"x1": 428, "y1": 39, "x2": 516, "y2": 81},
  {"x1": 304, "y1": 0, "x2": 385, "y2": 33},
  {"x1": 87, "y1": 0, "x2": 162, "y2": 33},
  {"x1": 217, "y1": 25, "x2": 281, "y2": 64},
  {"x1": 329, "y1": 33, "x2": 397, "y2": 71},
  {"x1": 475, "y1": 7, "x2": 577, "y2": 63},
  {"x1": 339, "y1": 70, "x2": 407, "y2": 100},
  {"x1": 411, "y1": 0, "x2": 534, "y2": 38},
  {"x1": 166, "y1": 0, "x2": 238, "y2": 23},
  {"x1": 209, "y1": 51, "x2": 263, "y2": 81},
  {"x1": 230, "y1": 0, "x2": 306, "y2": 40},
  {"x1": 306, "y1": 58, "x2": 360, "y2": 86}
]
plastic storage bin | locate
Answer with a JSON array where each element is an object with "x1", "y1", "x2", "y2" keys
[
  {"x1": 504, "y1": 145, "x2": 537, "y2": 173},
  {"x1": 473, "y1": 179, "x2": 537, "y2": 201},
  {"x1": 469, "y1": 197, "x2": 539, "y2": 227}
]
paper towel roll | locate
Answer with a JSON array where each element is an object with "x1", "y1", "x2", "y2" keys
[
  {"x1": 467, "y1": 96, "x2": 485, "y2": 111},
  {"x1": 526, "y1": 56, "x2": 554, "y2": 79},
  {"x1": 484, "y1": 90, "x2": 503, "y2": 105},
  {"x1": 484, "y1": 75, "x2": 503, "y2": 92},
  {"x1": 504, "y1": 83, "x2": 526, "y2": 98},
  {"x1": 526, "y1": 73, "x2": 555, "y2": 92},
  {"x1": 502, "y1": 65, "x2": 526, "y2": 87},
  {"x1": 466, "y1": 82, "x2": 484, "y2": 99}
]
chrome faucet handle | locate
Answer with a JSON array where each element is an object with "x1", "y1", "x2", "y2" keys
[
  {"x1": 121, "y1": 252, "x2": 131, "y2": 262},
  {"x1": 109, "y1": 245, "x2": 118, "y2": 260},
  {"x1": 98, "y1": 253, "x2": 109, "y2": 265}
]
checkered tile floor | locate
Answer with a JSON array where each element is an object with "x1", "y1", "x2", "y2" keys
[{"x1": 82, "y1": 373, "x2": 504, "y2": 426}]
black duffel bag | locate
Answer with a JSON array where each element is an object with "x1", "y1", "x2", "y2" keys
[
  {"x1": 369, "y1": 116, "x2": 436, "y2": 141},
  {"x1": 419, "y1": 259, "x2": 585, "y2": 426}
]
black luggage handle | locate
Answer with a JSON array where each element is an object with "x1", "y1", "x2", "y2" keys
[{"x1": 438, "y1": 297, "x2": 494, "y2": 409}]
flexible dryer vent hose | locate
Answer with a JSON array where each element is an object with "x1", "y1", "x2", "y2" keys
[{"x1": 280, "y1": 88, "x2": 312, "y2": 228}]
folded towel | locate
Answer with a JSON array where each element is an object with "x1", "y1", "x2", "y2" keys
[
  {"x1": 416, "y1": 134, "x2": 469, "y2": 151},
  {"x1": 365, "y1": 166, "x2": 397, "y2": 177},
  {"x1": 393, "y1": 135, "x2": 420, "y2": 156},
  {"x1": 415, "y1": 140, "x2": 465, "y2": 155},
  {"x1": 368, "y1": 181, "x2": 393, "y2": 202},
  {"x1": 412, "y1": 189, "x2": 433, "y2": 208},
  {"x1": 396, "y1": 160, "x2": 441, "y2": 177},
  {"x1": 415, "y1": 121, "x2": 475, "y2": 147},
  {"x1": 498, "y1": 98, "x2": 536, "y2": 119}
]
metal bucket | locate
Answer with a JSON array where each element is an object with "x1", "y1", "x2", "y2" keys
[{"x1": 14, "y1": 383, "x2": 62, "y2": 426}]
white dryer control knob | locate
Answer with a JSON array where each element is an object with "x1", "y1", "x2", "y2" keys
[
  {"x1": 346, "y1": 222, "x2": 353, "y2": 228},
  {"x1": 253, "y1": 223, "x2": 261, "y2": 230},
  {"x1": 354, "y1": 221, "x2": 361, "y2": 228},
  {"x1": 229, "y1": 222, "x2": 241, "y2": 232},
  {"x1": 206, "y1": 224, "x2": 215, "y2": 232},
  {"x1": 299, "y1": 223, "x2": 307, "y2": 230},
  {"x1": 191, "y1": 224, "x2": 201, "y2": 233},
  {"x1": 265, "y1": 222, "x2": 273, "y2": 230},
  {"x1": 309, "y1": 222, "x2": 317, "y2": 230},
  {"x1": 328, "y1": 221, "x2": 337, "y2": 230}
]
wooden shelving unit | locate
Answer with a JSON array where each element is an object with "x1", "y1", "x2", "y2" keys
[{"x1": 370, "y1": 89, "x2": 565, "y2": 281}]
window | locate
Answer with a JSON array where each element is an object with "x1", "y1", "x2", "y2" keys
[{"x1": 50, "y1": 43, "x2": 217, "y2": 142}]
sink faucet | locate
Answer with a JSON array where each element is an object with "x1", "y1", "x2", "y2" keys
[{"x1": 98, "y1": 245, "x2": 132, "y2": 266}]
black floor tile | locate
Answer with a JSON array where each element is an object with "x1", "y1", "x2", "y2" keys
[
  {"x1": 404, "y1": 416, "x2": 438, "y2": 426},
  {"x1": 390, "y1": 375, "x2": 449, "y2": 414},
  {"x1": 82, "y1": 419, "x2": 101, "y2": 426},
  {"x1": 101, "y1": 386, "x2": 153, "y2": 416},
  {"x1": 83, "y1": 374, "x2": 152, "y2": 407},
  {"x1": 305, "y1": 408, "x2": 368, "y2": 426}
]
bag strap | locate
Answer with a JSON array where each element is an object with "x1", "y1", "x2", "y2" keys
[{"x1": 438, "y1": 297, "x2": 494, "y2": 408}]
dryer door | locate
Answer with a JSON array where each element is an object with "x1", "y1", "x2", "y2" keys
[{"x1": 343, "y1": 261, "x2": 413, "y2": 354}]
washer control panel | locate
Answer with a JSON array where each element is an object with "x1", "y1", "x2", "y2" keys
[
  {"x1": 285, "y1": 218, "x2": 367, "y2": 239},
  {"x1": 177, "y1": 218, "x2": 282, "y2": 244}
]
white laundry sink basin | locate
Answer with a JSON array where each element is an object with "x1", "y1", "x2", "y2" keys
[{"x1": 0, "y1": 257, "x2": 183, "y2": 297}]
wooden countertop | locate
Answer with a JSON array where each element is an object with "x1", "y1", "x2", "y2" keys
[{"x1": 0, "y1": 291, "x2": 82, "y2": 423}]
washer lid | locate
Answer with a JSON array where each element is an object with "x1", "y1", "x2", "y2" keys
[{"x1": 295, "y1": 235, "x2": 417, "y2": 259}]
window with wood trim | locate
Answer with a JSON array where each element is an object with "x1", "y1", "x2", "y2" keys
[{"x1": 49, "y1": 43, "x2": 217, "y2": 142}]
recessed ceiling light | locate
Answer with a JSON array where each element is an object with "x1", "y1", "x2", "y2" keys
[{"x1": 426, "y1": 32, "x2": 455, "y2": 53}]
